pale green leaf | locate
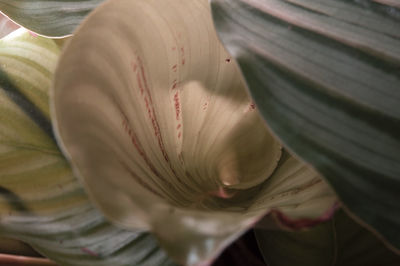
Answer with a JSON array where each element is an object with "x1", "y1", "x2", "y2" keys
[
  {"x1": 0, "y1": 0, "x2": 104, "y2": 37},
  {"x1": 211, "y1": 0, "x2": 400, "y2": 250},
  {"x1": 51, "y1": 0, "x2": 337, "y2": 264},
  {"x1": 0, "y1": 29, "x2": 175, "y2": 266}
]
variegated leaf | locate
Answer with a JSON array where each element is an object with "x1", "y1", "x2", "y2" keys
[
  {"x1": 52, "y1": 0, "x2": 338, "y2": 264},
  {"x1": 0, "y1": 28, "x2": 176, "y2": 266},
  {"x1": 0, "y1": 0, "x2": 104, "y2": 37}
]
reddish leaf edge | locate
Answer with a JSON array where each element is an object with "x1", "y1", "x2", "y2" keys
[
  {"x1": 259, "y1": 200, "x2": 400, "y2": 256},
  {"x1": 256, "y1": 201, "x2": 341, "y2": 231},
  {"x1": 0, "y1": 11, "x2": 69, "y2": 39}
]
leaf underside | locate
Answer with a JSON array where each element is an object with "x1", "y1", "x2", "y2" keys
[{"x1": 52, "y1": 0, "x2": 337, "y2": 264}]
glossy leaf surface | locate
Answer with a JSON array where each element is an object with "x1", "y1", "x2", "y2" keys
[
  {"x1": 52, "y1": 0, "x2": 337, "y2": 264},
  {"x1": 211, "y1": 0, "x2": 400, "y2": 250},
  {"x1": 0, "y1": 0, "x2": 104, "y2": 37},
  {"x1": 0, "y1": 29, "x2": 175, "y2": 266}
]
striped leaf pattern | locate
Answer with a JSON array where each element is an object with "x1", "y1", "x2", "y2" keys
[
  {"x1": 0, "y1": 29, "x2": 175, "y2": 266},
  {"x1": 211, "y1": 0, "x2": 400, "y2": 250},
  {"x1": 0, "y1": 0, "x2": 104, "y2": 37},
  {"x1": 51, "y1": 0, "x2": 337, "y2": 264}
]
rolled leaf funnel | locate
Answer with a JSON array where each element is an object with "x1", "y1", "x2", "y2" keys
[{"x1": 51, "y1": 0, "x2": 337, "y2": 264}]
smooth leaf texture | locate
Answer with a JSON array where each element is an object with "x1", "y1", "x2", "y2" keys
[
  {"x1": 255, "y1": 210, "x2": 400, "y2": 266},
  {"x1": 0, "y1": 29, "x2": 176, "y2": 266},
  {"x1": 52, "y1": 0, "x2": 337, "y2": 264},
  {"x1": 0, "y1": 0, "x2": 104, "y2": 37},
  {"x1": 0, "y1": 13, "x2": 19, "y2": 39},
  {"x1": 211, "y1": 0, "x2": 400, "y2": 250}
]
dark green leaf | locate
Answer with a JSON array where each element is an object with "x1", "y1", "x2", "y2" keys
[
  {"x1": 211, "y1": 0, "x2": 400, "y2": 250},
  {"x1": 255, "y1": 210, "x2": 400, "y2": 266},
  {"x1": 0, "y1": 0, "x2": 104, "y2": 37}
]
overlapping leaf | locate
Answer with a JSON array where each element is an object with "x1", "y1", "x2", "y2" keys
[
  {"x1": 211, "y1": 0, "x2": 400, "y2": 250},
  {"x1": 51, "y1": 0, "x2": 337, "y2": 264},
  {"x1": 0, "y1": 28, "x2": 176, "y2": 266},
  {"x1": 256, "y1": 210, "x2": 400, "y2": 266},
  {"x1": 0, "y1": 0, "x2": 104, "y2": 37}
]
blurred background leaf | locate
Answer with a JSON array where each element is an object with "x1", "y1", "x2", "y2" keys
[
  {"x1": 0, "y1": 0, "x2": 104, "y2": 37},
  {"x1": 0, "y1": 29, "x2": 176, "y2": 266},
  {"x1": 256, "y1": 210, "x2": 400, "y2": 266}
]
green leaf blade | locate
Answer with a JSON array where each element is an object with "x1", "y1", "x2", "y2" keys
[
  {"x1": 51, "y1": 0, "x2": 337, "y2": 264},
  {"x1": 0, "y1": 29, "x2": 176, "y2": 266},
  {"x1": 255, "y1": 210, "x2": 400, "y2": 266},
  {"x1": 0, "y1": 0, "x2": 104, "y2": 37},
  {"x1": 211, "y1": 0, "x2": 400, "y2": 250}
]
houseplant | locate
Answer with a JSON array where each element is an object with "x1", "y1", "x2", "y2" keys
[{"x1": 0, "y1": 0, "x2": 398, "y2": 265}]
